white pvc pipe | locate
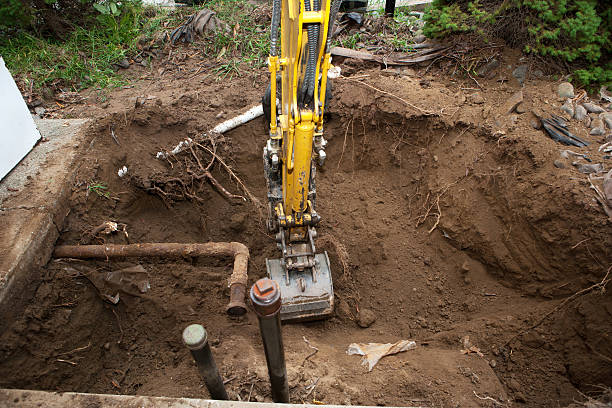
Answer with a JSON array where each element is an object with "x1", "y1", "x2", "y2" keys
[
  {"x1": 156, "y1": 104, "x2": 264, "y2": 159},
  {"x1": 212, "y1": 104, "x2": 264, "y2": 134}
]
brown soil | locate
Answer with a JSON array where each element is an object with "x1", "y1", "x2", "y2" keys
[{"x1": 1, "y1": 49, "x2": 611, "y2": 408}]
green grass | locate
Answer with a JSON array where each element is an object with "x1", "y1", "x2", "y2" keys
[
  {"x1": 196, "y1": 0, "x2": 270, "y2": 73},
  {"x1": 88, "y1": 182, "x2": 111, "y2": 198},
  {"x1": 0, "y1": 0, "x2": 272, "y2": 89},
  {"x1": 0, "y1": 3, "x2": 177, "y2": 91}
]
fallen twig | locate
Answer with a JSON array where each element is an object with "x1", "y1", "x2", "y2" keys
[
  {"x1": 473, "y1": 391, "x2": 504, "y2": 406},
  {"x1": 303, "y1": 377, "x2": 320, "y2": 399},
  {"x1": 56, "y1": 341, "x2": 91, "y2": 356},
  {"x1": 110, "y1": 127, "x2": 120, "y2": 146},
  {"x1": 56, "y1": 359, "x2": 77, "y2": 366},
  {"x1": 302, "y1": 336, "x2": 319, "y2": 366}
]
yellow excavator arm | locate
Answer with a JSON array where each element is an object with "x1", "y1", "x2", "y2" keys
[{"x1": 263, "y1": 0, "x2": 341, "y2": 321}]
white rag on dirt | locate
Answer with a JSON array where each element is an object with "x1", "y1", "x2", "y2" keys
[{"x1": 347, "y1": 340, "x2": 417, "y2": 371}]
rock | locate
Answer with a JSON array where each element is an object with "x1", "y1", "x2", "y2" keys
[
  {"x1": 584, "y1": 115, "x2": 592, "y2": 128},
  {"x1": 583, "y1": 102, "x2": 604, "y2": 113},
  {"x1": 532, "y1": 69, "x2": 544, "y2": 78},
  {"x1": 502, "y1": 90, "x2": 523, "y2": 114},
  {"x1": 558, "y1": 82, "x2": 574, "y2": 98},
  {"x1": 604, "y1": 170, "x2": 612, "y2": 207},
  {"x1": 413, "y1": 34, "x2": 426, "y2": 44},
  {"x1": 561, "y1": 99, "x2": 574, "y2": 117},
  {"x1": 357, "y1": 308, "x2": 376, "y2": 328},
  {"x1": 530, "y1": 119, "x2": 541, "y2": 129},
  {"x1": 468, "y1": 92, "x2": 485, "y2": 104},
  {"x1": 489, "y1": 359, "x2": 497, "y2": 368},
  {"x1": 28, "y1": 99, "x2": 43, "y2": 108},
  {"x1": 103, "y1": 342, "x2": 110, "y2": 350},
  {"x1": 601, "y1": 112, "x2": 612, "y2": 129},
  {"x1": 34, "y1": 106, "x2": 46, "y2": 117},
  {"x1": 590, "y1": 118, "x2": 605, "y2": 135},
  {"x1": 574, "y1": 104, "x2": 587, "y2": 121},
  {"x1": 515, "y1": 102, "x2": 526, "y2": 114},
  {"x1": 477, "y1": 59, "x2": 499, "y2": 78},
  {"x1": 117, "y1": 58, "x2": 130, "y2": 69},
  {"x1": 572, "y1": 162, "x2": 604, "y2": 174},
  {"x1": 553, "y1": 160, "x2": 566, "y2": 169},
  {"x1": 512, "y1": 64, "x2": 528, "y2": 85}
]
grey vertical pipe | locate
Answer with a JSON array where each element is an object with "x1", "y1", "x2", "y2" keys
[
  {"x1": 182, "y1": 324, "x2": 229, "y2": 400},
  {"x1": 250, "y1": 278, "x2": 289, "y2": 403},
  {"x1": 385, "y1": 0, "x2": 396, "y2": 16}
]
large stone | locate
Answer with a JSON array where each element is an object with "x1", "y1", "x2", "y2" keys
[
  {"x1": 583, "y1": 102, "x2": 604, "y2": 113},
  {"x1": 574, "y1": 104, "x2": 587, "y2": 121},
  {"x1": 573, "y1": 162, "x2": 604, "y2": 174},
  {"x1": 590, "y1": 118, "x2": 605, "y2": 136},
  {"x1": 558, "y1": 82, "x2": 574, "y2": 98},
  {"x1": 512, "y1": 64, "x2": 528, "y2": 85},
  {"x1": 561, "y1": 99, "x2": 574, "y2": 117},
  {"x1": 604, "y1": 170, "x2": 612, "y2": 207},
  {"x1": 602, "y1": 112, "x2": 612, "y2": 129},
  {"x1": 477, "y1": 59, "x2": 499, "y2": 78},
  {"x1": 503, "y1": 90, "x2": 524, "y2": 114}
]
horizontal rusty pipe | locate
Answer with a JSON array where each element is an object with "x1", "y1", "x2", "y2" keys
[{"x1": 53, "y1": 242, "x2": 249, "y2": 316}]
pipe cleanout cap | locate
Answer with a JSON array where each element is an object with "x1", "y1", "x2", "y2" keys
[
  {"x1": 182, "y1": 324, "x2": 208, "y2": 350},
  {"x1": 250, "y1": 278, "x2": 281, "y2": 316}
]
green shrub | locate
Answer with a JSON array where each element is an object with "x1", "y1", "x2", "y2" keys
[{"x1": 423, "y1": 0, "x2": 612, "y2": 87}]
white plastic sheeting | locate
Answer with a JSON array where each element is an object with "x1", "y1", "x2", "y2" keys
[{"x1": 0, "y1": 57, "x2": 41, "y2": 181}]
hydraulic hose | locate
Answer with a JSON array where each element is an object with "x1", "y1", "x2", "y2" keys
[
  {"x1": 302, "y1": 0, "x2": 320, "y2": 104},
  {"x1": 325, "y1": 0, "x2": 342, "y2": 52},
  {"x1": 270, "y1": 0, "x2": 281, "y2": 56}
]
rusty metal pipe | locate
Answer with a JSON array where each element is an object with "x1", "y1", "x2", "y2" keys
[
  {"x1": 53, "y1": 242, "x2": 249, "y2": 316},
  {"x1": 250, "y1": 278, "x2": 289, "y2": 403}
]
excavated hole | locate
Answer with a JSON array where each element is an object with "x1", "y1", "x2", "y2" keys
[{"x1": 0, "y1": 100, "x2": 610, "y2": 407}]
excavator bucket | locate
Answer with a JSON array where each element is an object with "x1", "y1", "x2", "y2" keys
[{"x1": 266, "y1": 252, "x2": 334, "y2": 322}]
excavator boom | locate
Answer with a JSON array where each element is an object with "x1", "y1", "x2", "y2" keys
[{"x1": 262, "y1": 0, "x2": 341, "y2": 321}]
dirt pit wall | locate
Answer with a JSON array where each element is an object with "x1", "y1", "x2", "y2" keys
[{"x1": 0, "y1": 70, "x2": 611, "y2": 407}]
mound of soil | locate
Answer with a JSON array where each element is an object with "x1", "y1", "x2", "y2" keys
[{"x1": 0, "y1": 59, "x2": 611, "y2": 407}]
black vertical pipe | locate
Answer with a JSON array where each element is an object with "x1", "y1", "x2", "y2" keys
[
  {"x1": 250, "y1": 278, "x2": 289, "y2": 403},
  {"x1": 385, "y1": 0, "x2": 395, "y2": 16},
  {"x1": 182, "y1": 324, "x2": 229, "y2": 400}
]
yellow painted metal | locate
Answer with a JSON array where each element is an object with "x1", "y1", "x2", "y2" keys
[
  {"x1": 284, "y1": 119, "x2": 314, "y2": 214},
  {"x1": 268, "y1": 56, "x2": 279, "y2": 134},
  {"x1": 272, "y1": 0, "x2": 332, "y2": 240},
  {"x1": 302, "y1": 11, "x2": 324, "y2": 23},
  {"x1": 313, "y1": 0, "x2": 332, "y2": 121}
]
